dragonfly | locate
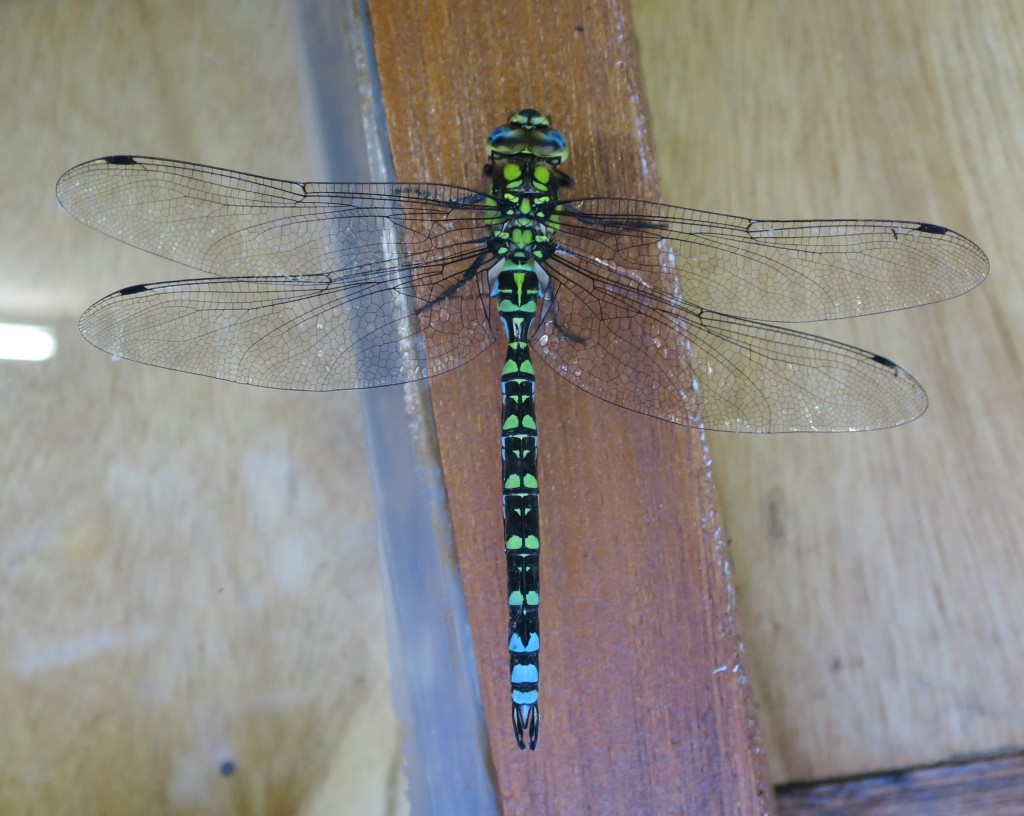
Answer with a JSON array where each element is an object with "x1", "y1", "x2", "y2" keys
[{"x1": 56, "y1": 109, "x2": 988, "y2": 750}]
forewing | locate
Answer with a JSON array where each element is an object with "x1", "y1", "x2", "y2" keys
[
  {"x1": 558, "y1": 198, "x2": 988, "y2": 322},
  {"x1": 56, "y1": 156, "x2": 489, "y2": 278}
]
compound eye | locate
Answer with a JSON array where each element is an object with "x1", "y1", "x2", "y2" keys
[
  {"x1": 488, "y1": 125, "x2": 522, "y2": 154},
  {"x1": 486, "y1": 112, "x2": 569, "y2": 164},
  {"x1": 527, "y1": 131, "x2": 569, "y2": 163}
]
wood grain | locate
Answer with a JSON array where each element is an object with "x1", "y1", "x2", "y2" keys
[
  {"x1": 776, "y1": 751, "x2": 1024, "y2": 816},
  {"x1": 635, "y1": 0, "x2": 1024, "y2": 785},
  {"x1": 1, "y1": 2, "x2": 402, "y2": 814},
  {"x1": 367, "y1": 0, "x2": 771, "y2": 813},
  {"x1": 6, "y1": 0, "x2": 1022, "y2": 812}
]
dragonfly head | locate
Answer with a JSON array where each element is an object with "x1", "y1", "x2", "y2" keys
[{"x1": 487, "y1": 109, "x2": 569, "y2": 165}]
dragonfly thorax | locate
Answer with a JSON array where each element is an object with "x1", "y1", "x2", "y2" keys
[{"x1": 485, "y1": 157, "x2": 567, "y2": 268}]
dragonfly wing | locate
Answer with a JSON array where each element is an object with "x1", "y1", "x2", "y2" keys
[
  {"x1": 535, "y1": 253, "x2": 927, "y2": 432},
  {"x1": 557, "y1": 198, "x2": 988, "y2": 321},
  {"x1": 79, "y1": 262, "x2": 497, "y2": 391},
  {"x1": 56, "y1": 156, "x2": 489, "y2": 279}
]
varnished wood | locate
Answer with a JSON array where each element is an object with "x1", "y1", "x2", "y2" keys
[
  {"x1": 368, "y1": 0, "x2": 771, "y2": 813},
  {"x1": 776, "y1": 751, "x2": 1024, "y2": 816}
]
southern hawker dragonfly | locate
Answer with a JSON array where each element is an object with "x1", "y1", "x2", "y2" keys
[{"x1": 56, "y1": 109, "x2": 988, "y2": 749}]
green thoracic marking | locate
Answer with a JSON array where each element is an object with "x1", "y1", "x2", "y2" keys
[{"x1": 58, "y1": 106, "x2": 988, "y2": 754}]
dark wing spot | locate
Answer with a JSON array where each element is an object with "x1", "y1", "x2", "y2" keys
[
  {"x1": 871, "y1": 354, "x2": 900, "y2": 374},
  {"x1": 105, "y1": 155, "x2": 139, "y2": 165},
  {"x1": 916, "y1": 222, "x2": 948, "y2": 235},
  {"x1": 219, "y1": 760, "x2": 236, "y2": 777},
  {"x1": 118, "y1": 284, "x2": 149, "y2": 296}
]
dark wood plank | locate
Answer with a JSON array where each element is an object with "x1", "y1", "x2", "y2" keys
[
  {"x1": 366, "y1": 0, "x2": 773, "y2": 813},
  {"x1": 776, "y1": 752, "x2": 1024, "y2": 816}
]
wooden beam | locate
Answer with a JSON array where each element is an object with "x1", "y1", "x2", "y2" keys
[
  {"x1": 776, "y1": 752, "x2": 1024, "y2": 816},
  {"x1": 367, "y1": 0, "x2": 773, "y2": 812}
]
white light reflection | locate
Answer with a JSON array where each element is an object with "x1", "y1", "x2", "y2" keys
[{"x1": 0, "y1": 323, "x2": 57, "y2": 361}]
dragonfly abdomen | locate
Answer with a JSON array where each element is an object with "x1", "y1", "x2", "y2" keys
[{"x1": 497, "y1": 266, "x2": 542, "y2": 750}]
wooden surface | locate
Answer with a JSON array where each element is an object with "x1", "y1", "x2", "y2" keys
[
  {"x1": 1, "y1": 2, "x2": 403, "y2": 815},
  {"x1": 776, "y1": 752, "x2": 1024, "y2": 816},
  {"x1": 3, "y1": 0, "x2": 1023, "y2": 813},
  {"x1": 635, "y1": 0, "x2": 1024, "y2": 784},
  {"x1": 368, "y1": 1, "x2": 770, "y2": 813}
]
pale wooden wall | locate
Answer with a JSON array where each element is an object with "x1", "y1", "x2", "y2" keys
[
  {"x1": 2, "y1": 0, "x2": 1021, "y2": 812},
  {"x1": 635, "y1": 0, "x2": 1024, "y2": 783},
  {"x1": 1, "y1": 2, "x2": 404, "y2": 814}
]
